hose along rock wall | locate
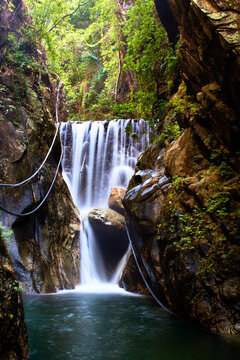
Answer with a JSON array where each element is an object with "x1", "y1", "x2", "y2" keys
[
  {"x1": 121, "y1": 0, "x2": 240, "y2": 335},
  {"x1": 0, "y1": 0, "x2": 80, "y2": 294}
]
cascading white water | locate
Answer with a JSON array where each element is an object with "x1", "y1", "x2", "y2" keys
[{"x1": 60, "y1": 119, "x2": 149, "y2": 290}]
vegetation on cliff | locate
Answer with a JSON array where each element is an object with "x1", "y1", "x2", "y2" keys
[
  {"x1": 21, "y1": 0, "x2": 177, "y2": 121},
  {"x1": 0, "y1": 0, "x2": 81, "y2": 295},
  {"x1": 122, "y1": 0, "x2": 240, "y2": 335}
]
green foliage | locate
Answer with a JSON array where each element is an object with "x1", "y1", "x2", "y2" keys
[
  {"x1": 169, "y1": 176, "x2": 184, "y2": 191},
  {"x1": 22, "y1": 0, "x2": 177, "y2": 121},
  {"x1": 206, "y1": 188, "x2": 230, "y2": 217},
  {"x1": 74, "y1": 0, "x2": 171, "y2": 120},
  {"x1": 0, "y1": 220, "x2": 13, "y2": 248},
  {"x1": 174, "y1": 210, "x2": 208, "y2": 252},
  {"x1": 193, "y1": 154, "x2": 204, "y2": 163},
  {"x1": 157, "y1": 117, "x2": 181, "y2": 146},
  {"x1": 121, "y1": 0, "x2": 170, "y2": 117},
  {"x1": 124, "y1": 122, "x2": 140, "y2": 140},
  {"x1": 5, "y1": 30, "x2": 41, "y2": 72},
  {"x1": 13, "y1": 281, "x2": 23, "y2": 292},
  {"x1": 167, "y1": 82, "x2": 198, "y2": 117},
  {"x1": 164, "y1": 41, "x2": 179, "y2": 78},
  {"x1": 204, "y1": 134, "x2": 236, "y2": 179},
  {"x1": 0, "y1": 214, "x2": 23, "y2": 292},
  {"x1": 157, "y1": 175, "x2": 238, "y2": 276},
  {"x1": 120, "y1": 2, "x2": 179, "y2": 120}
]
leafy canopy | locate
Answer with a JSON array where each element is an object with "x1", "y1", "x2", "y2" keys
[{"x1": 23, "y1": 0, "x2": 177, "y2": 121}]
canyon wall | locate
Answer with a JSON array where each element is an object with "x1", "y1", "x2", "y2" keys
[
  {"x1": 0, "y1": 1, "x2": 82, "y2": 356},
  {"x1": 0, "y1": 0, "x2": 80, "y2": 293},
  {"x1": 122, "y1": 0, "x2": 240, "y2": 335},
  {"x1": 0, "y1": 233, "x2": 28, "y2": 360}
]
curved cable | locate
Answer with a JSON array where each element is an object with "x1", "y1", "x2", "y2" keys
[
  {"x1": 0, "y1": 78, "x2": 62, "y2": 188},
  {"x1": 0, "y1": 150, "x2": 63, "y2": 217},
  {"x1": 0, "y1": 123, "x2": 60, "y2": 188},
  {"x1": 124, "y1": 218, "x2": 177, "y2": 316}
]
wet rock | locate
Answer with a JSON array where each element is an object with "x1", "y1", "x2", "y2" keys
[
  {"x1": 222, "y1": 278, "x2": 240, "y2": 301},
  {"x1": 0, "y1": 234, "x2": 29, "y2": 359},
  {"x1": 108, "y1": 186, "x2": 126, "y2": 215},
  {"x1": 0, "y1": 0, "x2": 80, "y2": 294},
  {"x1": 0, "y1": 81, "x2": 81, "y2": 294},
  {"x1": 88, "y1": 207, "x2": 126, "y2": 233},
  {"x1": 122, "y1": 121, "x2": 240, "y2": 334},
  {"x1": 119, "y1": 253, "x2": 149, "y2": 295},
  {"x1": 123, "y1": 135, "x2": 240, "y2": 334},
  {"x1": 123, "y1": 166, "x2": 169, "y2": 238},
  {"x1": 11, "y1": 183, "x2": 81, "y2": 293},
  {"x1": 88, "y1": 208, "x2": 129, "y2": 279},
  {"x1": 166, "y1": 0, "x2": 240, "y2": 148}
]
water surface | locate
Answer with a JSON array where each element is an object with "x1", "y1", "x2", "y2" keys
[{"x1": 23, "y1": 291, "x2": 240, "y2": 360}]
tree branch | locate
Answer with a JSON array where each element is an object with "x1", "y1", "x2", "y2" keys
[
  {"x1": 115, "y1": 50, "x2": 121, "y2": 100},
  {"x1": 115, "y1": 0, "x2": 126, "y2": 21},
  {"x1": 47, "y1": 0, "x2": 91, "y2": 33}
]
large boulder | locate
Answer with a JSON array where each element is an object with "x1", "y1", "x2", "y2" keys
[
  {"x1": 123, "y1": 145, "x2": 169, "y2": 239},
  {"x1": 88, "y1": 207, "x2": 126, "y2": 233},
  {"x1": 108, "y1": 186, "x2": 126, "y2": 215},
  {"x1": 0, "y1": 72, "x2": 81, "y2": 293},
  {"x1": 88, "y1": 208, "x2": 129, "y2": 279}
]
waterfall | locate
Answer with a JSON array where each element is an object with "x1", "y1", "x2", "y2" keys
[{"x1": 60, "y1": 119, "x2": 149, "y2": 290}]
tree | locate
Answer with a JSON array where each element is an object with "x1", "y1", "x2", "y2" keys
[{"x1": 24, "y1": 0, "x2": 176, "y2": 120}]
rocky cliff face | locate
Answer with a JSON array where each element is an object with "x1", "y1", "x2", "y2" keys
[
  {"x1": 0, "y1": 0, "x2": 80, "y2": 293},
  {"x1": 0, "y1": 1, "x2": 81, "y2": 357},
  {"x1": 0, "y1": 233, "x2": 28, "y2": 360},
  {"x1": 122, "y1": 0, "x2": 240, "y2": 335}
]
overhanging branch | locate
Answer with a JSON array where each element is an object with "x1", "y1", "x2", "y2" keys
[{"x1": 47, "y1": 0, "x2": 91, "y2": 33}]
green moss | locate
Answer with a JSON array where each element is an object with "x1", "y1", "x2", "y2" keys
[
  {"x1": 157, "y1": 169, "x2": 240, "y2": 276},
  {"x1": 0, "y1": 218, "x2": 13, "y2": 249}
]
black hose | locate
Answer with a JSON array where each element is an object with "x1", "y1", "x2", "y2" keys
[
  {"x1": 0, "y1": 150, "x2": 63, "y2": 217},
  {"x1": 0, "y1": 79, "x2": 62, "y2": 188},
  {"x1": 124, "y1": 218, "x2": 176, "y2": 316},
  {"x1": 0, "y1": 123, "x2": 60, "y2": 188},
  {"x1": 0, "y1": 80, "x2": 63, "y2": 217}
]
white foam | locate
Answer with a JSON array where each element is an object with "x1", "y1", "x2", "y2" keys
[
  {"x1": 60, "y1": 120, "x2": 149, "y2": 292},
  {"x1": 57, "y1": 283, "x2": 141, "y2": 296}
]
